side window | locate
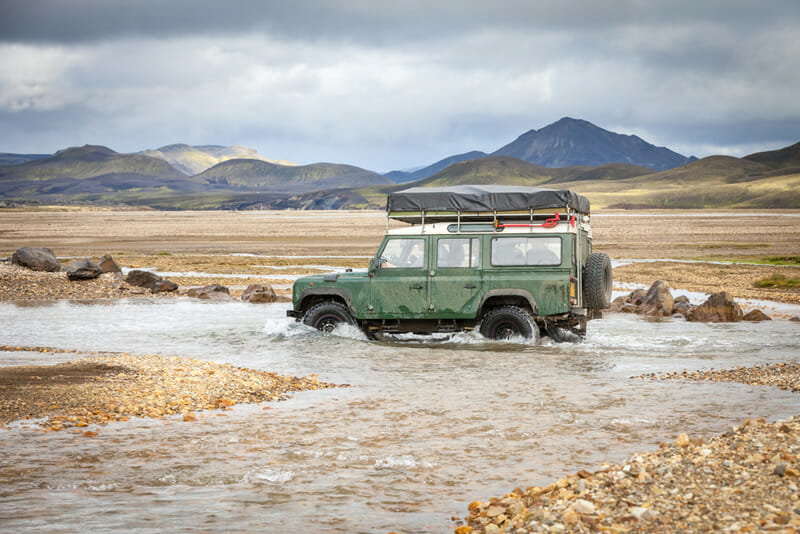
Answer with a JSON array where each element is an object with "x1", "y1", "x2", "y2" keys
[
  {"x1": 380, "y1": 238, "x2": 425, "y2": 269},
  {"x1": 437, "y1": 238, "x2": 480, "y2": 268},
  {"x1": 491, "y1": 237, "x2": 561, "y2": 266}
]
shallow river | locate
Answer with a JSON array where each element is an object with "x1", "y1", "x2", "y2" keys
[{"x1": 2, "y1": 299, "x2": 800, "y2": 533}]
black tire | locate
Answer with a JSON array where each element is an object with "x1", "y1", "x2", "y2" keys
[
  {"x1": 479, "y1": 306, "x2": 539, "y2": 341},
  {"x1": 302, "y1": 301, "x2": 356, "y2": 333},
  {"x1": 583, "y1": 252, "x2": 612, "y2": 310}
]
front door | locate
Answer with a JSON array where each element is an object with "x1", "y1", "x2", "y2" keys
[
  {"x1": 369, "y1": 236, "x2": 429, "y2": 317},
  {"x1": 429, "y1": 236, "x2": 482, "y2": 317}
]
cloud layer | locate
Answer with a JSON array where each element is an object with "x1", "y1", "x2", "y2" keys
[{"x1": 1, "y1": 0, "x2": 799, "y2": 170}]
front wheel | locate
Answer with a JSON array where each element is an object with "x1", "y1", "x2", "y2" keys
[
  {"x1": 302, "y1": 301, "x2": 356, "y2": 333},
  {"x1": 479, "y1": 306, "x2": 539, "y2": 342}
]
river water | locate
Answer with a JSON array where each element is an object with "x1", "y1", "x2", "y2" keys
[{"x1": 1, "y1": 299, "x2": 800, "y2": 533}]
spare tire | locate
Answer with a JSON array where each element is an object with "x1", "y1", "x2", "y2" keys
[{"x1": 583, "y1": 252, "x2": 612, "y2": 310}]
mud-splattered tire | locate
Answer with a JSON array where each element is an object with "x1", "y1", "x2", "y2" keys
[
  {"x1": 583, "y1": 252, "x2": 612, "y2": 310},
  {"x1": 479, "y1": 306, "x2": 538, "y2": 341},
  {"x1": 302, "y1": 301, "x2": 356, "y2": 333}
]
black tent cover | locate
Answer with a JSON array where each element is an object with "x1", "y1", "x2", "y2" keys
[{"x1": 387, "y1": 185, "x2": 590, "y2": 215}]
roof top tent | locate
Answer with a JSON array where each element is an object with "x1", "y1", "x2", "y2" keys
[{"x1": 386, "y1": 185, "x2": 591, "y2": 228}]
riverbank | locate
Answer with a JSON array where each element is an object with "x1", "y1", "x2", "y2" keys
[
  {"x1": 457, "y1": 364, "x2": 800, "y2": 534},
  {"x1": 0, "y1": 348, "x2": 345, "y2": 430}
]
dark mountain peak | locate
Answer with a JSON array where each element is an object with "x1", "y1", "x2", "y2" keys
[
  {"x1": 155, "y1": 143, "x2": 193, "y2": 152},
  {"x1": 492, "y1": 118, "x2": 692, "y2": 171}
]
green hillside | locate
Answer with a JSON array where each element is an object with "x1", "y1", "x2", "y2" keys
[
  {"x1": 192, "y1": 159, "x2": 392, "y2": 192},
  {"x1": 0, "y1": 145, "x2": 182, "y2": 181},
  {"x1": 744, "y1": 141, "x2": 800, "y2": 170}
]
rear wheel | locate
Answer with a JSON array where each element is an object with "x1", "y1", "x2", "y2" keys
[
  {"x1": 302, "y1": 301, "x2": 356, "y2": 333},
  {"x1": 583, "y1": 252, "x2": 612, "y2": 310},
  {"x1": 479, "y1": 306, "x2": 539, "y2": 342}
]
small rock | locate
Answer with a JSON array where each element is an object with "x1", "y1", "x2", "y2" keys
[
  {"x1": 241, "y1": 283, "x2": 277, "y2": 303},
  {"x1": 126, "y1": 269, "x2": 162, "y2": 288},
  {"x1": 743, "y1": 309, "x2": 771, "y2": 321},
  {"x1": 774, "y1": 463, "x2": 787, "y2": 476},
  {"x1": 790, "y1": 316, "x2": 800, "y2": 323},
  {"x1": 573, "y1": 499, "x2": 595, "y2": 515},
  {"x1": 187, "y1": 284, "x2": 229, "y2": 297},
  {"x1": 98, "y1": 254, "x2": 122, "y2": 274},
  {"x1": 675, "y1": 433, "x2": 691, "y2": 447},
  {"x1": 198, "y1": 290, "x2": 236, "y2": 302},
  {"x1": 484, "y1": 525, "x2": 500, "y2": 534},
  {"x1": 11, "y1": 246, "x2": 61, "y2": 272},
  {"x1": 485, "y1": 505, "x2": 504, "y2": 518},
  {"x1": 151, "y1": 280, "x2": 178, "y2": 293},
  {"x1": 65, "y1": 259, "x2": 103, "y2": 281}
]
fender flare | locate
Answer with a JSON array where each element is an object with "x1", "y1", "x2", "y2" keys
[{"x1": 478, "y1": 289, "x2": 539, "y2": 316}]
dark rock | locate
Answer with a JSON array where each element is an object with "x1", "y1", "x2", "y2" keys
[
  {"x1": 99, "y1": 254, "x2": 122, "y2": 274},
  {"x1": 198, "y1": 290, "x2": 236, "y2": 302},
  {"x1": 126, "y1": 269, "x2": 162, "y2": 288},
  {"x1": 743, "y1": 309, "x2": 771, "y2": 322},
  {"x1": 241, "y1": 283, "x2": 277, "y2": 303},
  {"x1": 608, "y1": 295, "x2": 626, "y2": 312},
  {"x1": 186, "y1": 284, "x2": 229, "y2": 298},
  {"x1": 65, "y1": 259, "x2": 103, "y2": 281},
  {"x1": 151, "y1": 280, "x2": 178, "y2": 293},
  {"x1": 791, "y1": 316, "x2": 800, "y2": 323},
  {"x1": 687, "y1": 292, "x2": 743, "y2": 323},
  {"x1": 640, "y1": 280, "x2": 674, "y2": 316},
  {"x1": 11, "y1": 246, "x2": 61, "y2": 272}
]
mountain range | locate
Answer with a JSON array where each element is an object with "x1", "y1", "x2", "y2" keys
[{"x1": 0, "y1": 118, "x2": 797, "y2": 209}]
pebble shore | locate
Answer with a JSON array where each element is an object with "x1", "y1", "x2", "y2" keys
[
  {"x1": 0, "y1": 347, "x2": 345, "y2": 430},
  {"x1": 456, "y1": 364, "x2": 800, "y2": 534}
]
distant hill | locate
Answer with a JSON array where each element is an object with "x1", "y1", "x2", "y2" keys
[
  {"x1": 0, "y1": 145, "x2": 184, "y2": 182},
  {"x1": 140, "y1": 144, "x2": 295, "y2": 175},
  {"x1": 0, "y1": 153, "x2": 50, "y2": 166},
  {"x1": 192, "y1": 159, "x2": 393, "y2": 192},
  {"x1": 492, "y1": 117, "x2": 695, "y2": 171},
  {"x1": 744, "y1": 141, "x2": 800, "y2": 171},
  {"x1": 384, "y1": 151, "x2": 488, "y2": 183}
]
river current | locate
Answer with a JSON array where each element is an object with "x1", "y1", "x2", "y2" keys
[{"x1": 1, "y1": 298, "x2": 800, "y2": 533}]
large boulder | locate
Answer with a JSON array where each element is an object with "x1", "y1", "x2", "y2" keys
[
  {"x1": 65, "y1": 259, "x2": 103, "y2": 281},
  {"x1": 11, "y1": 246, "x2": 61, "y2": 272},
  {"x1": 241, "y1": 283, "x2": 277, "y2": 303},
  {"x1": 639, "y1": 280, "x2": 674, "y2": 316},
  {"x1": 126, "y1": 269, "x2": 162, "y2": 288},
  {"x1": 687, "y1": 292, "x2": 743, "y2": 323},
  {"x1": 743, "y1": 309, "x2": 771, "y2": 322},
  {"x1": 99, "y1": 254, "x2": 122, "y2": 275}
]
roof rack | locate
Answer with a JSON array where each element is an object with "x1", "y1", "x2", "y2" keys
[{"x1": 386, "y1": 185, "x2": 590, "y2": 225}]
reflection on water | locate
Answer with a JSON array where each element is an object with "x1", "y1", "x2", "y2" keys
[{"x1": 1, "y1": 299, "x2": 800, "y2": 533}]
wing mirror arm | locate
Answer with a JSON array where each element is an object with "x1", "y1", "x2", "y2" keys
[{"x1": 368, "y1": 256, "x2": 385, "y2": 277}]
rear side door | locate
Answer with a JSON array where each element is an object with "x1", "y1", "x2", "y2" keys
[
  {"x1": 368, "y1": 236, "x2": 429, "y2": 318},
  {"x1": 428, "y1": 236, "x2": 482, "y2": 317}
]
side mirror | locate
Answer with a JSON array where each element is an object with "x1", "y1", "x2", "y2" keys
[{"x1": 368, "y1": 256, "x2": 383, "y2": 276}]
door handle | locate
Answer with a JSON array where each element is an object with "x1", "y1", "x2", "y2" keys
[
  {"x1": 409, "y1": 284, "x2": 424, "y2": 290},
  {"x1": 463, "y1": 284, "x2": 477, "y2": 289}
]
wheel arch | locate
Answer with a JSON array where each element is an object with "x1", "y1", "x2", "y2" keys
[
  {"x1": 296, "y1": 288, "x2": 355, "y2": 315},
  {"x1": 478, "y1": 289, "x2": 539, "y2": 316}
]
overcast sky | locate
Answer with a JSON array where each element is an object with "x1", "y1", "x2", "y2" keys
[{"x1": 1, "y1": 0, "x2": 799, "y2": 171}]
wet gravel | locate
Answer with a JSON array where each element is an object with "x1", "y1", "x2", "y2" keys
[{"x1": 458, "y1": 364, "x2": 800, "y2": 534}]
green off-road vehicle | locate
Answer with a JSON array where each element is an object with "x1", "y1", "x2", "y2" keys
[{"x1": 287, "y1": 185, "x2": 611, "y2": 342}]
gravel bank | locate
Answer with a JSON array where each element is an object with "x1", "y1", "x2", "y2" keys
[
  {"x1": 0, "y1": 347, "x2": 345, "y2": 430},
  {"x1": 0, "y1": 262, "x2": 166, "y2": 301},
  {"x1": 457, "y1": 364, "x2": 800, "y2": 534}
]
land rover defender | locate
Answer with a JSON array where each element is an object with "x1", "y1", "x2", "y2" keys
[{"x1": 287, "y1": 185, "x2": 612, "y2": 341}]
